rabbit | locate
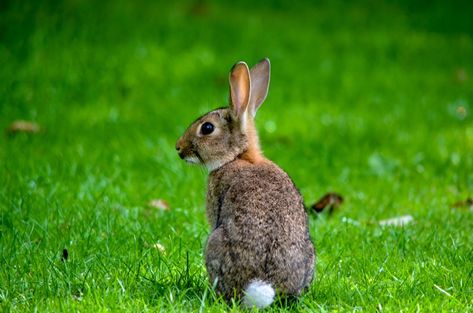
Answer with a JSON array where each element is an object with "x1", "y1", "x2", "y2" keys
[{"x1": 175, "y1": 58, "x2": 315, "y2": 309}]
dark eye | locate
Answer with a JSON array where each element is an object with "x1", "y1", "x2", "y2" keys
[{"x1": 200, "y1": 122, "x2": 214, "y2": 135}]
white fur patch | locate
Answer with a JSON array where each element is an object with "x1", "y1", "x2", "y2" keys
[
  {"x1": 242, "y1": 280, "x2": 275, "y2": 309},
  {"x1": 206, "y1": 160, "x2": 225, "y2": 172},
  {"x1": 185, "y1": 156, "x2": 200, "y2": 164}
]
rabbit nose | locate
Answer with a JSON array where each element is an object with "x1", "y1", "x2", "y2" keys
[
  {"x1": 175, "y1": 140, "x2": 185, "y2": 159},
  {"x1": 175, "y1": 139, "x2": 183, "y2": 151}
]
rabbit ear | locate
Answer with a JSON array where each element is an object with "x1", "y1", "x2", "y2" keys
[
  {"x1": 229, "y1": 61, "x2": 251, "y2": 122},
  {"x1": 249, "y1": 58, "x2": 270, "y2": 117}
]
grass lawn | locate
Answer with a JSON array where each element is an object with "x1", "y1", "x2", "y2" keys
[{"x1": 1, "y1": 0, "x2": 472, "y2": 311}]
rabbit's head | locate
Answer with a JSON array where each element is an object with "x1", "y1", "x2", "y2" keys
[{"x1": 176, "y1": 58, "x2": 270, "y2": 171}]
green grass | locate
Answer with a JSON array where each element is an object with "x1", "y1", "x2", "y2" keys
[{"x1": 1, "y1": 0, "x2": 472, "y2": 311}]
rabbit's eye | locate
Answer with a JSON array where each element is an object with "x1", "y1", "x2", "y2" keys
[{"x1": 200, "y1": 122, "x2": 214, "y2": 135}]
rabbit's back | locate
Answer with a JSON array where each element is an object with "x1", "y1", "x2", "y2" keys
[{"x1": 206, "y1": 159, "x2": 314, "y2": 298}]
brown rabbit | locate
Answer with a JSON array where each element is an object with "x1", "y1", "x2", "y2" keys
[{"x1": 176, "y1": 58, "x2": 315, "y2": 308}]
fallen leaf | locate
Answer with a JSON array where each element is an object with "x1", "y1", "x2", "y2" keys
[
  {"x1": 152, "y1": 243, "x2": 166, "y2": 252},
  {"x1": 188, "y1": 0, "x2": 209, "y2": 17},
  {"x1": 455, "y1": 68, "x2": 468, "y2": 84},
  {"x1": 379, "y1": 215, "x2": 414, "y2": 227},
  {"x1": 310, "y1": 192, "x2": 344, "y2": 214},
  {"x1": 6, "y1": 120, "x2": 41, "y2": 135},
  {"x1": 145, "y1": 242, "x2": 166, "y2": 253},
  {"x1": 455, "y1": 106, "x2": 468, "y2": 119},
  {"x1": 451, "y1": 197, "x2": 473, "y2": 211},
  {"x1": 148, "y1": 199, "x2": 170, "y2": 210},
  {"x1": 61, "y1": 248, "x2": 69, "y2": 262}
]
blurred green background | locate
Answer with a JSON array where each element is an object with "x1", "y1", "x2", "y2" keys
[{"x1": 1, "y1": 0, "x2": 472, "y2": 311}]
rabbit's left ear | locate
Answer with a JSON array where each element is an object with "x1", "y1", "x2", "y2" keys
[
  {"x1": 229, "y1": 61, "x2": 251, "y2": 120},
  {"x1": 249, "y1": 58, "x2": 270, "y2": 117}
]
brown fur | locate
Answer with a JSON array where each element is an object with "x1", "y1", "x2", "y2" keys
[
  {"x1": 206, "y1": 159, "x2": 315, "y2": 299},
  {"x1": 176, "y1": 58, "x2": 315, "y2": 304},
  {"x1": 240, "y1": 118, "x2": 264, "y2": 164}
]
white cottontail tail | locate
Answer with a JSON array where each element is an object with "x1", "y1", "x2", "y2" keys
[{"x1": 176, "y1": 58, "x2": 315, "y2": 308}]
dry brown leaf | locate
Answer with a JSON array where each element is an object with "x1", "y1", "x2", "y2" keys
[
  {"x1": 145, "y1": 242, "x2": 166, "y2": 253},
  {"x1": 451, "y1": 197, "x2": 473, "y2": 211},
  {"x1": 61, "y1": 248, "x2": 69, "y2": 262},
  {"x1": 152, "y1": 243, "x2": 166, "y2": 253},
  {"x1": 148, "y1": 199, "x2": 170, "y2": 210},
  {"x1": 6, "y1": 120, "x2": 41, "y2": 135},
  {"x1": 455, "y1": 68, "x2": 468, "y2": 84},
  {"x1": 310, "y1": 192, "x2": 344, "y2": 214},
  {"x1": 189, "y1": 0, "x2": 209, "y2": 17}
]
